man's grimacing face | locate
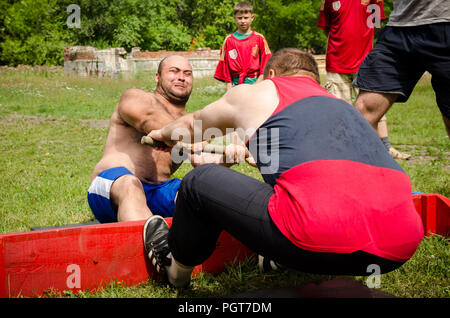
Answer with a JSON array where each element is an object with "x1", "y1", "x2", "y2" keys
[{"x1": 156, "y1": 56, "x2": 193, "y2": 104}]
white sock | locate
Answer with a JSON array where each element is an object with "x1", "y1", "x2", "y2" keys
[{"x1": 166, "y1": 253, "x2": 194, "y2": 288}]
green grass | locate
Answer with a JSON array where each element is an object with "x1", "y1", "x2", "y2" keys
[{"x1": 0, "y1": 67, "x2": 448, "y2": 298}]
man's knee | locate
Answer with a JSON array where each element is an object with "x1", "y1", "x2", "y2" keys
[
  {"x1": 355, "y1": 91, "x2": 396, "y2": 126},
  {"x1": 110, "y1": 174, "x2": 144, "y2": 202}
]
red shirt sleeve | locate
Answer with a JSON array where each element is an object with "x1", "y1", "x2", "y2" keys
[
  {"x1": 258, "y1": 35, "x2": 272, "y2": 76},
  {"x1": 377, "y1": 0, "x2": 386, "y2": 20},
  {"x1": 214, "y1": 35, "x2": 232, "y2": 83},
  {"x1": 317, "y1": 0, "x2": 330, "y2": 30}
]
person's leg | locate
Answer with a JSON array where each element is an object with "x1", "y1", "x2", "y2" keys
[
  {"x1": 168, "y1": 164, "x2": 276, "y2": 267},
  {"x1": 421, "y1": 23, "x2": 450, "y2": 137},
  {"x1": 88, "y1": 166, "x2": 150, "y2": 223},
  {"x1": 144, "y1": 164, "x2": 406, "y2": 286},
  {"x1": 377, "y1": 115, "x2": 411, "y2": 159},
  {"x1": 110, "y1": 174, "x2": 152, "y2": 222},
  {"x1": 354, "y1": 90, "x2": 398, "y2": 130},
  {"x1": 443, "y1": 116, "x2": 450, "y2": 137},
  {"x1": 430, "y1": 75, "x2": 450, "y2": 138},
  {"x1": 353, "y1": 26, "x2": 423, "y2": 133},
  {"x1": 354, "y1": 91, "x2": 413, "y2": 159},
  {"x1": 144, "y1": 163, "x2": 275, "y2": 286},
  {"x1": 167, "y1": 164, "x2": 404, "y2": 277},
  {"x1": 325, "y1": 72, "x2": 353, "y2": 104}
]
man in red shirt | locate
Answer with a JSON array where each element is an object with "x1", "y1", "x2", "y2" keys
[
  {"x1": 143, "y1": 49, "x2": 423, "y2": 288},
  {"x1": 214, "y1": 1, "x2": 272, "y2": 91},
  {"x1": 318, "y1": 0, "x2": 410, "y2": 160}
]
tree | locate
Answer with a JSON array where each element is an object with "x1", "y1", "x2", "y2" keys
[
  {"x1": 179, "y1": 0, "x2": 235, "y2": 49},
  {"x1": 0, "y1": 0, "x2": 71, "y2": 65},
  {"x1": 251, "y1": 0, "x2": 327, "y2": 54}
]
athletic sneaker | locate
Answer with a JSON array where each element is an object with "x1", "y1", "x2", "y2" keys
[
  {"x1": 258, "y1": 255, "x2": 284, "y2": 272},
  {"x1": 389, "y1": 147, "x2": 411, "y2": 160},
  {"x1": 143, "y1": 215, "x2": 172, "y2": 284}
]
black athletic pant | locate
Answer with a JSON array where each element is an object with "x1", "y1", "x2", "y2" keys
[{"x1": 168, "y1": 164, "x2": 403, "y2": 276}]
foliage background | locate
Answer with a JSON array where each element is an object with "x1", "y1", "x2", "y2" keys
[{"x1": 0, "y1": 0, "x2": 393, "y2": 66}]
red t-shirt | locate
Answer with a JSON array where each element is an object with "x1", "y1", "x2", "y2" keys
[
  {"x1": 249, "y1": 76, "x2": 424, "y2": 262},
  {"x1": 318, "y1": 0, "x2": 385, "y2": 73},
  {"x1": 214, "y1": 31, "x2": 272, "y2": 84}
]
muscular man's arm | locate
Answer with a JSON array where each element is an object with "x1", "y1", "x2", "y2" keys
[
  {"x1": 148, "y1": 81, "x2": 277, "y2": 166},
  {"x1": 117, "y1": 88, "x2": 176, "y2": 134},
  {"x1": 150, "y1": 85, "x2": 247, "y2": 146}
]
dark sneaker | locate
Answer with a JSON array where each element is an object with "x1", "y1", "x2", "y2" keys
[
  {"x1": 143, "y1": 215, "x2": 172, "y2": 283},
  {"x1": 258, "y1": 255, "x2": 284, "y2": 272}
]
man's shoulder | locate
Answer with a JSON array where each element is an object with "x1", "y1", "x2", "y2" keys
[
  {"x1": 120, "y1": 88, "x2": 157, "y2": 106},
  {"x1": 118, "y1": 88, "x2": 158, "y2": 115},
  {"x1": 121, "y1": 88, "x2": 152, "y2": 99}
]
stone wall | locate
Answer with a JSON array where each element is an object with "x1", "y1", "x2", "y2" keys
[{"x1": 64, "y1": 46, "x2": 326, "y2": 78}]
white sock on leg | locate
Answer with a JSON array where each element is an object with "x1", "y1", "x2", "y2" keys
[{"x1": 166, "y1": 253, "x2": 194, "y2": 288}]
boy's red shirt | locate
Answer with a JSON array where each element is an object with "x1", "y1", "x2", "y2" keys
[
  {"x1": 318, "y1": 0, "x2": 385, "y2": 73},
  {"x1": 214, "y1": 31, "x2": 272, "y2": 84}
]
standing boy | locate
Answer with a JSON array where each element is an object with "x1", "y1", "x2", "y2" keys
[
  {"x1": 214, "y1": 1, "x2": 272, "y2": 90},
  {"x1": 318, "y1": 0, "x2": 410, "y2": 160}
]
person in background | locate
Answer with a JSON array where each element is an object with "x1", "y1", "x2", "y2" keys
[
  {"x1": 318, "y1": 0, "x2": 411, "y2": 160},
  {"x1": 214, "y1": 1, "x2": 272, "y2": 91},
  {"x1": 354, "y1": 0, "x2": 450, "y2": 139}
]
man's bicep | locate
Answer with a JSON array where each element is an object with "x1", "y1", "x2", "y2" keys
[
  {"x1": 117, "y1": 89, "x2": 149, "y2": 131},
  {"x1": 118, "y1": 89, "x2": 172, "y2": 133}
]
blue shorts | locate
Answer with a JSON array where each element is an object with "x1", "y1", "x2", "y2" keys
[
  {"x1": 87, "y1": 166, "x2": 181, "y2": 223},
  {"x1": 354, "y1": 23, "x2": 450, "y2": 118}
]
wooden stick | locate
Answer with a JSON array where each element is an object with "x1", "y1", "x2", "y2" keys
[
  {"x1": 141, "y1": 135, "x2": 250, "y2": 157},
  {"x1": 140, "y1": 136, "x2": 169, "y2": 148}
]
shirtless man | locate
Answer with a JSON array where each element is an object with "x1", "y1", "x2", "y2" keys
[{"x1": 87, "y1": 55, "x2": 194, "y2": 223}]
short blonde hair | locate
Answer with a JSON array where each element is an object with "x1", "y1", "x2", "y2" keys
[{"x1": 234, "y1": 1, "x2": 253, "y2": 15}]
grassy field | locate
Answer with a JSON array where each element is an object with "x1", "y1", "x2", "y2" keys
[{"x1": 0, "y1": 66, "x2": 448, "y2": 298}]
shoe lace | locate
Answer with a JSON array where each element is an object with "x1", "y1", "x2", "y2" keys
[{"x1": 151, "y1": 231, "x2": 172, "y2": 268}]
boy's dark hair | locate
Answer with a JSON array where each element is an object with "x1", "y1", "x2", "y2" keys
[
  {"x1": 263, "y1": 48, "x2": 320, "y2": 83},
  {"x1": 234, "y1": 1, "x2": 253, "y2": 15}
]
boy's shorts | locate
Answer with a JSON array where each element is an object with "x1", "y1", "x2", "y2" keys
[
  {"x1": 87, "y1": 166, "x2": 181, "y2": 223},
  {"x1": 353, "y1": 23, "x2": 450, "y2": 118}
]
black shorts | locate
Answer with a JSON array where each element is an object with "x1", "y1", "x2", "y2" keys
[{"x1": 354, "y1": 23, "x2": 450, "y2": 118}]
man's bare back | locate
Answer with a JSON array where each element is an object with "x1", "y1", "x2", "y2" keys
[{"x1": 91, "y1": 90, "x2": 185, "y2": 184}]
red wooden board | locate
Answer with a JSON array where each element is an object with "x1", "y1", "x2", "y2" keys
[
  {"x1": 0, "y1": 218, "x2": 252, "y2": 298},
  {"x1": 0, "y1": 193, "x2": 448, "y2": 298},
  {"x1": 412, "y1": 193, "x2": 450, "y2": 237}
]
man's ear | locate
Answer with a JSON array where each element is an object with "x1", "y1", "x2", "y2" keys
[
  {"x1": 268, "y1": 69, "x2": 276, "y2": 78},
  {"x1": 155, "y1": 72, "x2": 159, "y2": 83}
]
